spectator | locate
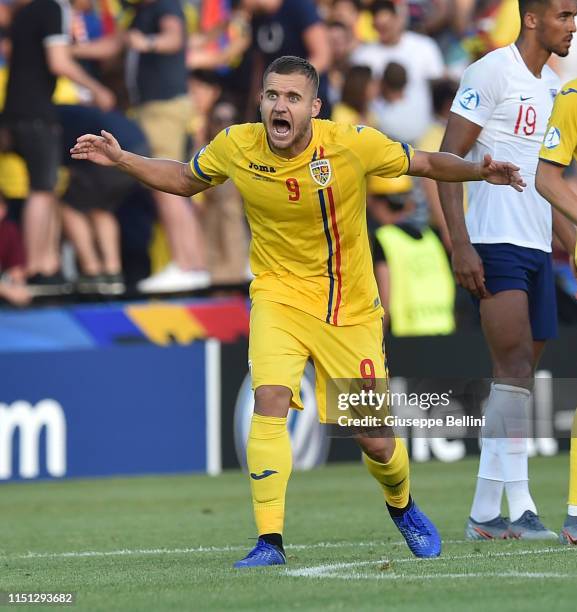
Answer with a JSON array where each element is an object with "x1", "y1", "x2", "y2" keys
[
  {"x1": 371, "y1": 61, "x2": 424, "y2": 142},
  {"x1": 416, "y1": 78, "x2": 459, "y2": 249},
  {"x1": 188, "y1": 69, "x2": 223, "y2": 149},
  {"x1": 369, "y1": 175, "x2": 455, "y2": 336},
  {"x1": 58, "y1": 105, "x2": 149, "y2": 295},
  {"x1": 443, "y1": 0, "x2": 521, "y2": 77},
  {"x1": 242, "y1": 0, "x2": 332, "y2": 118},
  {"x1": 0, "y1": 195, "x2": 31, "y2": 306},
  {"x1": 0, "y1": 1, "x2": 11, "y2": 66},
  {"x1": 69, "y1": 0, "x2": 128, "y2": 107},
  {"x1": 331, "y1": 64, "x2": 377, "y2": 126},
  {"x1": 379, "y1": 61, "x2": 407, "y2": 104},
  {"x1": 186, "y1": 3, "x2": 251, "y2": 72},
  {"x1": 326, "y1": 20, "x2": 356, "y2": 106},
  {"x1": 124, "y1": 0, "x2": 209, "y2": 293},
  {"x1": 406, "y1": 0, "x2": 452, "y2": 39},
  {"x1": 2, "y1": 0, "x2": 115, "y2": 295},
  {"x1": 199, "y1": 99, "x2": 250, "y2": 284},
  {"x1": 330, "y1": 0, "x2": 377, "y2": 44},
  {"x1": 351, "y1": 0, "x2": 445, "y2": 143}
]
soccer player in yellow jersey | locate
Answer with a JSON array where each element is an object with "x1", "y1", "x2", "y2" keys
[
  {"x1": 71, "y1": 56, "x2": 525, "y2": 566},
  {"x1": 536, "y1": 79, "x2": 577, "y2": 545}
]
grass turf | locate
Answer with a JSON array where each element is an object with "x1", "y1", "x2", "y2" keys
[{"x1": 0, "y1": 455, "x2": 576, "y2": 611}]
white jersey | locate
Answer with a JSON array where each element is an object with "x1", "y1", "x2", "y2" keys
[{"x1": 451, "y1": 44, "x2": 560, "y2": 252}]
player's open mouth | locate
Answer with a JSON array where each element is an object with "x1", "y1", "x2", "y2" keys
[{"x1": 272, "y1": 119, "x2": 291, "y2": 137}]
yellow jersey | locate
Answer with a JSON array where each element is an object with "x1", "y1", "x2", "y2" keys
[
  {"x1": 540, "y1": 78, "x2": 577, "y2": 167},
  {"x1": 539, "y1": 78, "x2": 577, "y2": 266},
  {"x1": 190, "y1": 119, "x2": 413, "y2": 326}
]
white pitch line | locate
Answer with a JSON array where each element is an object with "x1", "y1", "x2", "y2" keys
[
  {"x1": 285, "y1": 559, "x2": 576, "y2": 580},
  {"x1": 393, "y1": 546, "x2": 577, "y2": 564},
  {"x1": 286, "y1": 569, "x2": 573, "y2": 581},
  {"x1": 0, "y1": 539, "x2": 470, "y2": 561},
  {"x1": 1, "y1": 540, "x2": 573, "y2": 562},
  {"x1": 286, "y1": 560, "x2": 377, "y2": 577},
  {"x1": 286, "y1": 546, "x2": 576, "y2": 576}
]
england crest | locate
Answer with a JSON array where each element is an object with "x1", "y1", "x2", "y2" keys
[{"x1": 309, "y1": 158, "x2": 332, "y2": 187}]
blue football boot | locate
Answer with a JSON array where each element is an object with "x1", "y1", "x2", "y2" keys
[
  {"x1": 388, "y1": 500, "x2": 442, "y2": 558},
  {"x1": 233, "y1": 538, "x2": 287, "y2": 568}
]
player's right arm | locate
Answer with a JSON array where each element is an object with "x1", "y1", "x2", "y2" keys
[
  {"x1": 70, "y1": 130, "x2": 209, "y2": 197},
  {"x1": 438, "y1": 115, "x2": 488, "y2": 297},
  {"x1": 71, "y1": 128, "x2": 232, "y2": 197},
  {"x1": 437, "y1": 58, "x2": 501, "y2": 298}
]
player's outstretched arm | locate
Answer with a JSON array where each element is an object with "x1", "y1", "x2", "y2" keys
[
  {"x1": 70, "y1": 130, "x2": 210, "y2": 197},
  {"x1": 408, "y1": 150, "x2": 525, "y2": 191}
]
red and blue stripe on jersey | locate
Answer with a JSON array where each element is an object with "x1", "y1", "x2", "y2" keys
[{"x1": 313, "y1": 146, "x2": 342, "y2": 326}]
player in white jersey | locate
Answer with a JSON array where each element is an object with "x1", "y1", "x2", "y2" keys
[{"x1": 439, "y1": 0, "x2": 577, "y2": 540}]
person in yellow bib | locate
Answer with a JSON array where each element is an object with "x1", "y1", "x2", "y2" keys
[
  {"x1": 71, "y1": 55, "x2": 525, "y2": 567},
  {"x1": 369, "y1": 175, "x2": 455, "y2": 337},
  {"x1": 536, "y1": 78, "x2": 577, "y2": 545}
]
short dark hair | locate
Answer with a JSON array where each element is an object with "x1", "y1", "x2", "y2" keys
[
  {"x1": 341, "y1": 65, "x2": 372, "y2": 113},
  {"x1": 371, "y1": 0, "x2": 397, "y2": 16},
  {"x1": 326, "y1": 20, "x2": 350, "y2": 31},
  {"x1": 431, "y1": 78, "x2": 458, "y2": 116},
  {"x1": 518, "y1": 0, "x2": 550, "y2": 19},
  {"x1": 263, "y1": 56, "x2": 319, "y2": 96},
  {"x1": 334, "y1": 0, "x2": 362, "y2": 9},
  {"x1": 382, "y1": 62, "x2": 407, "y2": 92}
]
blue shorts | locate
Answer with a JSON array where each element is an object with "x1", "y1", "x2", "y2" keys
[{"x1": 473, "y1": 243, "x2": 557, "y2": 341}]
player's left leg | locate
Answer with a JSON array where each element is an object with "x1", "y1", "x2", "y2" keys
[
  {"x1": 234, "y1": 301, "x2": 310, "y2": 568},
  {"x1": 313, "y1": 315, "x2": 441, "y2": 558},
  {"x1": 479, "y1": 290, "x2": 555, "y2": 539},
  {"x1": 560, "y1": 411, "x2": 577, "y2": 545},
  {"x1": 357, "y1": 435, "x2": 441, "y2": 557},
  {"x1": 505, "y1": 251, "x2": 558, "y2": 539}
]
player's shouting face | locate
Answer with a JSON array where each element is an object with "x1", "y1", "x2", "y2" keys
[
  {"x1": 260, "y1": 71, "x2": 322, "y2": 158},
  {"x1": 530, "y1": 0, "x2": 577, "y2": 57}
]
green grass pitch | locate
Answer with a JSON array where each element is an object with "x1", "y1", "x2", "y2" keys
[{"x1": 1, "y1": 455, "x2": 576, "y2": 611}]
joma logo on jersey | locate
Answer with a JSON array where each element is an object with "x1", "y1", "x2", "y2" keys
[
  {"x1": 249, "y1": 161, "x2": 276, "y2": 173},
  {"x1": 309, "y1": 159, "x2": 332, "y2": 186}
]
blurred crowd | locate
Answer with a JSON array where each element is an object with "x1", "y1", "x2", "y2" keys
[{"x1": 0, "y1": 0, "x2": 575, "y2": 334}]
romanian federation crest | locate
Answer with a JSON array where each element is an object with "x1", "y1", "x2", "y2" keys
[{"x1": 309, "y1": 158, "x2": 332, "y2": 187}]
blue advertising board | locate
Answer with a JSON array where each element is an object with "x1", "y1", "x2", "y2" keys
[{"x1": 0, "y1": 343, "x2": 213, "y2": 482}]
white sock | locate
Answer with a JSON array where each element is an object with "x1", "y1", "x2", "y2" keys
[
  {"x1": 470, "y1": 438, "x2": 504, "y2": 522},
  {"x1": 495, "y1": 386, "x2": 537, "y2": 521},
  {"x1": 506, "y1": 479, "x2": 537, "y2": 521},
  {"x1": 484, "y1": 384, "x2": 536, "y2": 522},
  {"x1": 470, "y1": 478, "x2": 504, "y2": 522},
  {"x1": 568, "y1": 505, "x2": 577, "y2": 517},
  {"x1": 499, "y1": 438, "x2": 537, "y2": 521}
]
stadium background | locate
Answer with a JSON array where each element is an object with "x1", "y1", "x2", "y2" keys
[
  {"x1": 0, "y1": 4, "x2": 577, "y2": 609},
  {"x1": 0, "y1": 0, "x2": 575, "y2": 484}
]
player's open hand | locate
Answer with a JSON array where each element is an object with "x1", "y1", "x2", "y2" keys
[
  {"x1": 479, "y1": 154, "x2": 526, "y2": 192},
  {"x1": 70, "y1": 130, "x2": 123, "y2": 167},
  {"x1": 451, "y1": 242, "x2": 489, "y2": 299}
]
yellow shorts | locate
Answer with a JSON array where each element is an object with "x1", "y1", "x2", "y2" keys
[{"x1": 249, "y1": 300, "x2": 387, "y2": 422}]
